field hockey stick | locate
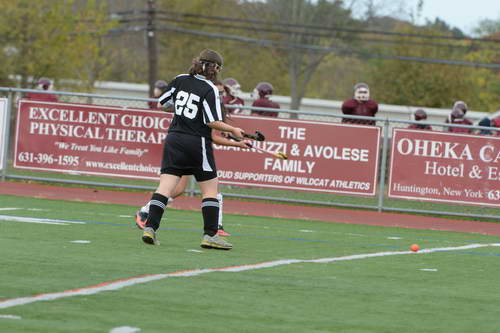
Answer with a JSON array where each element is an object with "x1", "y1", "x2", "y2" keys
[
  {"x1": 223, "y1": 134, "x2": 288, "y2": 160},
  {"x1": 242, "y1": 131, "x2": 265, "y2": 141}
]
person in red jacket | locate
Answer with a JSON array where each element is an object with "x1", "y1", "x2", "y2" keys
[
  {"x1": 25, "y1": 78, "x2": 58, "y2": 102},
  {"x1": 446, "y1": 101, "x2": 473, "y2": 133},
  {"x1": 341, "y1": 82, "x2": 378, "y2": 125},
  {"x1": 408, "y1": 109, "x2": 432, "y2": 130},
  {"x1": 250, "y1": 82, "x2": 280, "y2": 117},
  {"x1": 222, "y1": 77, "x2": 245, "y2": 114}
]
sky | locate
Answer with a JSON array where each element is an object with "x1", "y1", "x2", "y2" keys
[{"x1": 406, "y1": 0, "x2": 500, "y2": 35}]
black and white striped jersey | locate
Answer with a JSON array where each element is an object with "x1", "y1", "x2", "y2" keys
[{"x1": 158, "y1": 74, "x2": 223, "y2": 139}]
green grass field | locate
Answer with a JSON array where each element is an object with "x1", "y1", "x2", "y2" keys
[{"x1": 1, "y1": 194, "x2": 500, "y2": 333}]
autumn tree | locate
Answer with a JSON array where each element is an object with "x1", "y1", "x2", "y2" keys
[{"x1": 0, "y1": 0, "x2": 116, "y2": 90}]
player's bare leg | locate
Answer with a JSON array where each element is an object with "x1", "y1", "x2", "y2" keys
[{"x1": 170, "y1": 175, "x2": 189, "y2": 199}]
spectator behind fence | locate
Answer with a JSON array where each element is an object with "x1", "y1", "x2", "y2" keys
[
  {"x1": 447, "y1": 108, "x2": 473, "y2": 133},
  {"x1": 222, "y1": 78, "x2": 245, "y2": 114},
  {"x1": 445, "y1": 101, "x2": 470, "y2": 124},
  {"x1": 477, "y1": 117, "x2": 493, "y2": 135},
  {"x1": 408, "y1": 109, "x2": 432, "y2": 130},
  {"x1": 250, "y1": 82, "x2": 280, "y2": 117},
  {"x1": 25, "y1": 78, "x2": 58, "y2": 102},
  {"x1": 341, "y1": 82, "x2": 378, "y2": 125},
  {"x1": 453, "y1": 101, "x2": 468, "y2": 116},
  {"x1": 149, "y1": 80, "x2": 169, "y2": 110}
]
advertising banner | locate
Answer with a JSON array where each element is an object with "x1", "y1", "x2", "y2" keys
[
  {"x1": 215, "y1": 116, "x2": 381, "y2": 196},
  {"x1": 14, "y1": 101, "x2": 381, "y2": 194},
  {"x1": 14, "y1": 100, "x2": 171, "y2": 180},
  {"x1": 0, "y1": 98, "x2": 7, "y2": 171},
  {"x1": 388, "y1": 128, "x2": 500, "y2": 207}
]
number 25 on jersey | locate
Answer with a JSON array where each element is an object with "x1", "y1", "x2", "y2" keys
[{"x1": 175, "y1": 91, "x2": 200, "y2": 119}]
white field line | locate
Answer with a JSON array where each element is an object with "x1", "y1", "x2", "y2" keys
[
  {"x1": 0, "y1": 208, "x2": 47, "y2": 211},
  {"x1": 69, "y1": 240, "x2": 91, "y2": 244},
  {"x1": 0, "y1": 314, "x2": 22, "y2": 320},
  {"x1": 0, "y1": 243, "x2": 498, "y2": 310},
  {"x1": 109, "y1": 326, "x2": 141, "y2": 333},
  {"x1": 0, "y1": 215, "x2": 86, "y2": 225}
]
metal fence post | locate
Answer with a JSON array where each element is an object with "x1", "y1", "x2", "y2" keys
[
  {"x1": 377, "y1": 118, "x2": 390, "y2": 212},
  {"x1": 1, "y1": 91, "x2": 13, "y2": 181}
]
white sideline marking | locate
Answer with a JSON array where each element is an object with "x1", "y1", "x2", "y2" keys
[
  {"x1": 387, "y1": 237, "x2": 402, "y2": 240},
  {"x1": 0, "y1": 314, "x2": 21, "y2": 320},
  {"x1": 70, "y1": 240, "x2": 91, "y2": 244},
  {"x1": 187, "y1": 249, "x2": 203, "y2": 253},
  {"x1": 420, "y1": 268, "x2": 438, "y2": 272},
  {"x1": 0, "y1": 215, "x2": 86, "y2": 225},
  {"x1": 0, "y1": 243, "x2": 498, "y2": 310},
  {"x1": 0, "y1": 208, "x2": 46, "y2": 211},
  {"x1": 118, "y1": 215, "x2": 132, "y2": 218},
  {"x1": 299, "y1": 229, "x2": 314, "y2": 233},
  {"x1": 109, "y1": 326, "x2": 140, "y2": 333}
]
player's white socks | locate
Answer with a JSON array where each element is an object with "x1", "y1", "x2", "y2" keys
[{"x1": 216, "y1": 192, "x2": 223, "y2": 228}]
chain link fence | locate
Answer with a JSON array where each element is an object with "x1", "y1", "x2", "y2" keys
[{"x1": 1, "y1": 87, "x2": 499, "y2": 220}]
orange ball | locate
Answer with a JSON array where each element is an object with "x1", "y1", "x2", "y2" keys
[{"x1": 410, "y1": 244, "x2": 420, "y2": 252}]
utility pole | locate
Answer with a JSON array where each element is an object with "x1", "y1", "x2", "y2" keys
[{"x1": 146, "y1": 0, "x2": 158, "y2": 98}]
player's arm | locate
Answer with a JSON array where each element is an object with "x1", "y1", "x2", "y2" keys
[
  {"x1": 157, "y1": 79, "x2": 176, "y2": 108},
  {"x1": 207, "y1": 121, "x2": 244, "y2": 139}
]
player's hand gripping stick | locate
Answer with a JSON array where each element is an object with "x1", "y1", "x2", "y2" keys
[
  {"x1": 224, "y1": 133, "x2": 288, "y2": 160},
  {"x1": 242, "y1": 131, "x2": 265, "y2": 141}
]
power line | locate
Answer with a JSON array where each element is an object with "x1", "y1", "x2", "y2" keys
[
  {"x1": 155, "y1": 10, "x2": 500, "y2": 43},
  {"x1": 153, "y1": 24, "x2": 500, "y2": 69},
  {"x1": 155, "y1": 16, "x2": 499, "y2": 51},
  {"x1": 107, "y1": 24, "x2": 499, "y2": 68},
  {"x1": 113, "y1": 9, "x2": 497, "y2": 43},
  {"x1": 111, "y1": 13, "x2": 499, "y2": 51}
]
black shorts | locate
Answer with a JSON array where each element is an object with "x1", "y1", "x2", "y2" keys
[{"x1": 161, "y1": 132, "x2": 217, "y2": 182}]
